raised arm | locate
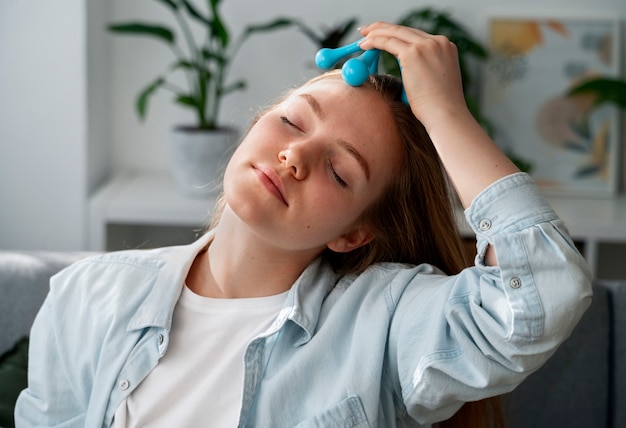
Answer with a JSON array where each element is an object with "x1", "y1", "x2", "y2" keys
[{"x1": 359, "y1": 22, "x2": 520, "y2": 209}]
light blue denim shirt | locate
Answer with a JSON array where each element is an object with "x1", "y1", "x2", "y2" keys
[{"x1": 15, "y1": 173, "x2": 592, "y2": 428}]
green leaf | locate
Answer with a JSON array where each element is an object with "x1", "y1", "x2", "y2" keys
[
  {"x1": 171, "y1": 60, "x2": 195, "y2": 70},
  {"x1": 243, "y1": 18, "x2": 300, "y2": 37},
  {"x1": 397, "y1": 8, "x2": 436, "y2": 30},
  {"x1": 453, "y1": 36, "x2": 488, "y2": 59},
  {"x1": 155, "y1": 0, "x2": 178, "y2": 11},
  {"x1": 379, "y1": 51, "x2": 401, "y2": 77},
  {"x1": 182, "y1": 0, "x2": 211, "y2": 26},
  {"x1": 568, "y1": 77, "x2": 626, "y2": 109},
  {"x1": 320, "y1": 18, "x2": 358, "y2": 49},
  {"x1": 289, "y1": 19, "x2": 323, "y2": 45},
  {"x1": 175, "y1": 94, "x2": 199, "y2": 108},
  {"x1": 136, "y1": 77, "x2": 166, "y2": 120},
  {"x1": 220, "y1": 80, "x2": 246, "y2": 96},
  {"x1": 201, "y1": 48, "x2": 226, "y2": 64},
  {"x1": 170, "y1": 59, "x2": 213, "y2": 85},
  {"x1": 108, "y1": 22, "x2": 175, "y2": 44},
  {"x1": 207, "y1": 0, "x2": 228, "y2": 47},
  {"x1": 278, "y1": 17, "x2": 358, "y2": 49}
]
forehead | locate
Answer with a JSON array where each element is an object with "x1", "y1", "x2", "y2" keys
[
  {"x1": 287, "y1": 78, "x2": 396, "y2": 135},
  {"x1": 291, "y1": 76, "x2": 376, "y2": 108}
]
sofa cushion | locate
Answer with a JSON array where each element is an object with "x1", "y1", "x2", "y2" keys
[
  {"x1": 0, "y1": 251, "x2": 87, "y2": 356},
  {"x1": 0, "y1": 336, "x2": 28, "y2": 428}
]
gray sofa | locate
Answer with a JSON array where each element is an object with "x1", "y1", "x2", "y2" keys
[{"x1": 1, "y1": 251, "x2": 625, "y2": 427}]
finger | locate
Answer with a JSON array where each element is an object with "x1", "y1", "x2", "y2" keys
[
  {"x1": 359, "y1": 22, "x2": 439, "y2": 46},
  {"x1": 359, "y1": 23, "x2": 453, "y2": 60}
]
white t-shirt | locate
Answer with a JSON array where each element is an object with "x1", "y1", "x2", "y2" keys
[{"x1": 112, "y1": 285, "x2": 287, "y2": 427}]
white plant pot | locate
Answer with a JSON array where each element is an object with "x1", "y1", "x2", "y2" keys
[{"x1": 168, "y1": 127, "x2": 238, "y2": 197}]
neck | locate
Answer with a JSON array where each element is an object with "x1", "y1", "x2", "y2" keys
[{"x1": 186, "y1": 207, "x2": 321, "y2": 299}]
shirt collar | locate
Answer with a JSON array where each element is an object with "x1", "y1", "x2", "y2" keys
[
  {"x1": 127, "y1": 230, "x2": 339, "y2": 345},
  {"x1": 127, "y1": 232, "x2": 213, "y2": 331},
  {"x1": 266, "y1": 257, "x2": 338, "y2": 346}
]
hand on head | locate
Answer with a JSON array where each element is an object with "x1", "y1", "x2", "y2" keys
[{"x1": 358, "y1": 22, "x2": 468, "y2": 131}]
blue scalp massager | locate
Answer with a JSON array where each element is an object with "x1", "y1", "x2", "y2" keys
[{"x1": 315, "y1": 39, "x2": 408, "y2": 103}]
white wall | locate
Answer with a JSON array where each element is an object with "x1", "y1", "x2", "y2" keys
[
  {"x1": 87, "y1": 0, "x2": 112, "y2": 194},
  {"x1": 0, "y1": 0, "x2": 88, "y2": 250},
  {"x1": 0, "y1": 0, "x2": 624, "y2": 250}
]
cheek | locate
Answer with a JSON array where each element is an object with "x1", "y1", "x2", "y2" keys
[
  {"x1": 239, "y1": 119, "x2": 280, "y2": 149},
  {"x1": 306, "y1": 190, "x2": 365, "y2": 231},
  {"x1": 222, "y1": 151, "x2": 241, "y2": 192},
  {"x1": 222, "y1": 149, "x2": 258, "y2": 217}
]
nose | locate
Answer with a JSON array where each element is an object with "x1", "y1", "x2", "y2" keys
[{"x1": 278, "y1": 142, "x2": 310, "y2": 180}]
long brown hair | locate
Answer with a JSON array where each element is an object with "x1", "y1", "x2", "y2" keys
[
  {"x1": 327, "y1": 71, "x2": 504, "y2": 428},
  {"x1": 210, "y1": 71, "x2": 504, "y2": 427}
]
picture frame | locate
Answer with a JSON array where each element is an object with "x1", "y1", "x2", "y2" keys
[{"x1": 482, "y1": 16, "x2": 622, "y2": 196}]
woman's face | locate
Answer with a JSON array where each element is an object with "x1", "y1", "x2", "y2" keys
[{"x1": 223, "y1": 76, "x2": 402, "y2": 255}]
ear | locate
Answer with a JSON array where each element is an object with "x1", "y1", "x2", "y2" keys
[{"x1": 326, "y1": 225, "x2": 375, "y2": 253}]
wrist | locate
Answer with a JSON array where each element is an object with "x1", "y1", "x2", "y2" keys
[{"x1": 418, "y1": 103, "x2": 475, "y2": 138}]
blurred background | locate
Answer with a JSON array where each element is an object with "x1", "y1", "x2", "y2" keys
[{"x1": 1, "y1": 0, "x2": 625, "y2": 272}]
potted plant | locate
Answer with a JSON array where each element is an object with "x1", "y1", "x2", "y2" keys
[{"x1": 108, "y1": 0, "x2": 295, "y2": 196}]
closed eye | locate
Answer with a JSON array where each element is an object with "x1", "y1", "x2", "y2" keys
[
  {"x1": 328, "y1": 160, "x2": 348, "y2": 188},
  {"x1": 281, "y1": 116, "x2": 299, "y2": 130}
]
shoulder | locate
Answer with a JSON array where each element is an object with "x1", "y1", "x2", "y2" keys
[
  {"x1": 52, "y1": 247, "x2": 167, "y2": 285},
  {"x1": 48, "y1": 246, "x2": 180, "y2": 311},
  {"x1": 344, "y1": 262, "x2": 447, "y2": 304},
  {"x1": 356, "y1": 261, "x2": 445, "y2": 285}
]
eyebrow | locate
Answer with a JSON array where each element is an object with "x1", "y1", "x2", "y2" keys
[
  {"x1": 298, "y1": 93, "x2": 371, "y2": 181},
  {"x1": 337, "y1": 139, "x2": 370, "y2": 181},
  {"x1": 299, "y1": 93, "x2": 326, "y2": 119}
]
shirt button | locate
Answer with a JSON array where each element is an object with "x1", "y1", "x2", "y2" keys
[
  {"x1": 157, "y1": 334, "x2": 164, "y2": 345},
  {"x1": 119, "y1": 379, "x2": 130, "y2": 391},
  {"x1": 479, "y1": 219, "x2": 492, "y2": 231},
  {"x1": 510, "y1": 277, "x2": 522, "y2": 289}
]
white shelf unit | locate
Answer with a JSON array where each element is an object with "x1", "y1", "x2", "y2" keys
[
  {"x1": 88, "y1": 172, "x2": 216, "y2": 251},
  {"x1": 90, "y1": 172, "x2": 626, "y2": 279}
]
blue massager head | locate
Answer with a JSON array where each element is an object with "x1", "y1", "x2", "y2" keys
[{"x1": 315, "y1": 40, "x2": 408, "y2": 103}]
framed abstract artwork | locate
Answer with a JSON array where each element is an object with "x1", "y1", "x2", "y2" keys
[{"x1": 482, "y1": 16, "x2": 622, "y2": 196}]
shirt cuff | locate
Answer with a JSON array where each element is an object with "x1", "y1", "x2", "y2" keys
[{"x1": 464, "y1": 172, "x2": 558, "y2": 237}]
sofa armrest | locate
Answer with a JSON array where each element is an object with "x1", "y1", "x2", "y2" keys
[
  {"x1": 502, "y1": 282, "x2": 612, "y2": 427},
  {"x1": 596, "y1": 280, "x2": 626, "y2": 428},
  {"x1": 0, "y1": 251, "x2": 88, "y2": 356}
]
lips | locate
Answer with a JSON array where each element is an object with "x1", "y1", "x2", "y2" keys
[{"x1": 253, "y1": 165, "x2": 288, "y2": 206}]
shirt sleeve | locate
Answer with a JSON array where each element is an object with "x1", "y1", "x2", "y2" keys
[
  {"x1": 387, "y1": 172, "x2": 593, "y2": 424},
  {"x1": 14, "y1": 273, "x2": 87, "y2": 427}
]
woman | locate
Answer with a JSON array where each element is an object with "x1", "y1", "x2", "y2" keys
[{"x1": 16, "y1": 23, "x2": 592, "y2": 427}]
